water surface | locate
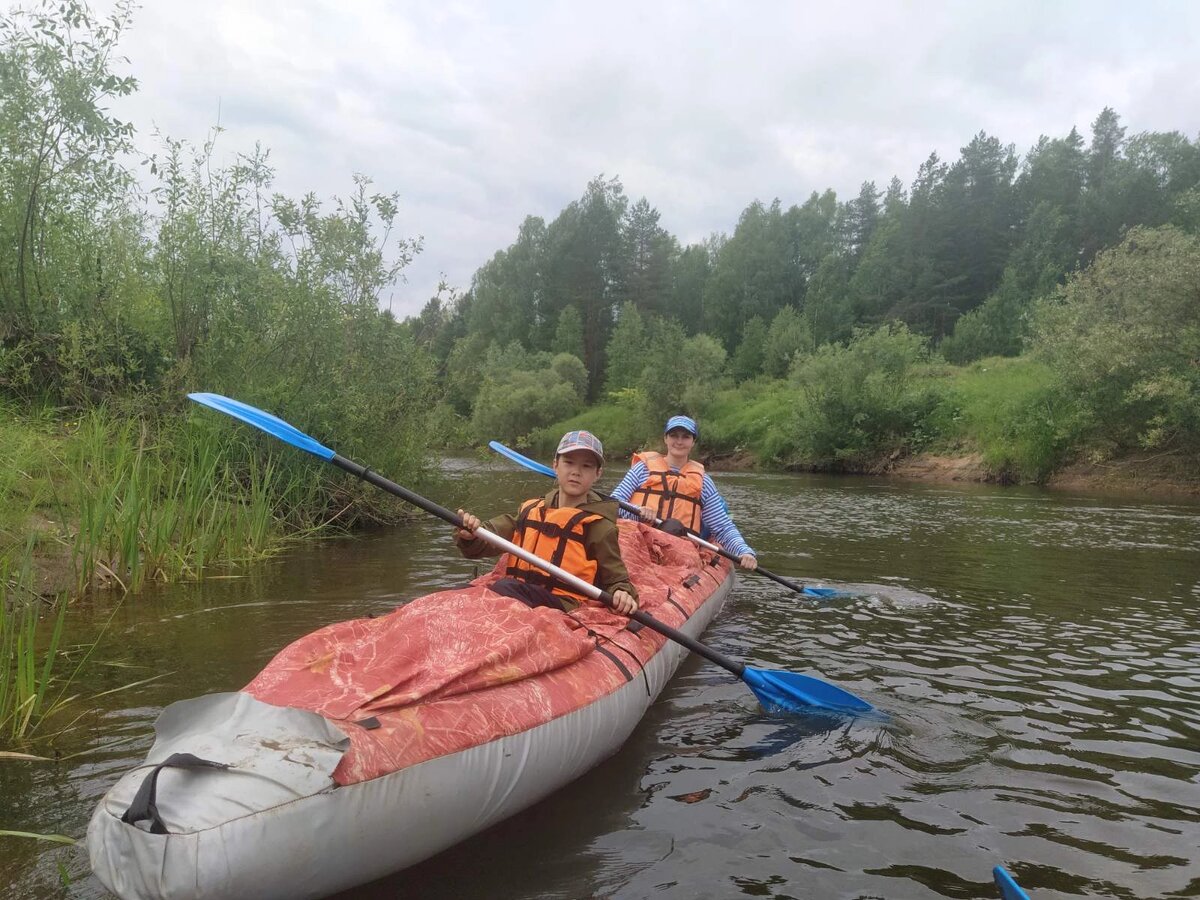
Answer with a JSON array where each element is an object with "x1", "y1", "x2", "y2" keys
[{"x1": 2, "y1": 462, "x2": 1198, "y2": 899}]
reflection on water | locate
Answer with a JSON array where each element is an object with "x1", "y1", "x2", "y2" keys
[{"x1": 2, "y1": 464, "x2": 1198, "y2": 899}]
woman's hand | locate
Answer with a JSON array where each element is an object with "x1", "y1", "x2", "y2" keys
[
  {"x1": 610, "y1": 589, "x2": 638, "y2": 615},
  {"x1": 739, "y1": 553, "x2": 758, "y2": 570},
  {"x1": 456, "y1": 509, "x2": 481, "y2": 541},
  {"x1": 637, "y1": 506, "x2": 656, "y2": 523}
]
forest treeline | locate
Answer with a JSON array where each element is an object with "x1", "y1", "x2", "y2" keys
[
  {"x1": 3, "y1": 1, "x2": 1200, "y2": 596},
  {"x1": 418, "y1": 108, "x2": 1200, "y2": 474}
]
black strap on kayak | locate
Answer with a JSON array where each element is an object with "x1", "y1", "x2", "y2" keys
[
  {"x1": 594, "y1": 645, "x2": 633, "y2": 682},
  {"x1": 120, "y1": 752, "x2": 230, "y2": 835},
  {"x1": 664, "y1": 588, "x2": 688, "y2": 619}
]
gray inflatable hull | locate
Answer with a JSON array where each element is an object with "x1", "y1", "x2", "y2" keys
[{"x1": 88, "y1": 571, "x2": 733, "y2": 900}]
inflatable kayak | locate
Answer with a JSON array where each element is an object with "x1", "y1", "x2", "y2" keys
[{"x1": 87, "y1": 521, "x2": 734, "y2": 900}]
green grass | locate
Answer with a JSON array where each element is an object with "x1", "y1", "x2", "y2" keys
[
  {"x1": 926, "y1": 356, "x2": 1083, "y2": 481},
  {"x1": 699, "y1": 380, "x2": 802, "y2": 461},
  {"x1": 524, "y1": 356, "x2": 1088, "y2": 482}
]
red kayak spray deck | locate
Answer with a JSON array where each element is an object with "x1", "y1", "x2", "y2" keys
[{"x1": 245, "y1": 522, "x2": 732, "y2": 784}]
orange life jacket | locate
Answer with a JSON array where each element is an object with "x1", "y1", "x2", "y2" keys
[
  {"x1": 628, "y1": 451, "x2": 705, "y2": 532},
  {"x1": 504, "y1": 498, "x2": 603, "y2": 605}
]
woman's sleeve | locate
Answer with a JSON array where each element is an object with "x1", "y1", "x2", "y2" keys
[
  {"x1": 609, "y1": 462, "x2": 648, "y2": 520},
  {"x1": 699, "y1": 476, "x2": 754, "y2": 557}
]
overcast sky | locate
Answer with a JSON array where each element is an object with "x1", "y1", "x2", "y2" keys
[{"x1": 95, "y1": 0, "x2": 1200, "y2": 318}]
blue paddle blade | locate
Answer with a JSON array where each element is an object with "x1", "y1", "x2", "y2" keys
[
  {"x1": 742, "y1": 667, "x2": 873, "y2": 715},
  {"x1": 993, "y1": 866, "x2": 1030, "y2": 900},
  {"x1": 188, "y1": 393, "x2": 335, "y2": 461},
  {"x1": 800, "y1": 586, "x2": 841, "y2": 598},
  {"x1": 488, "y1": 440, "x2": 555, "y2": 477}
]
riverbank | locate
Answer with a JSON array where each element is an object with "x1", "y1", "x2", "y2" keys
[
  {"x1": 703, "y1": 448, "x2": 1200, "y2": 498},
  {"x1": 883, "y1": 451, "x2": 1200, "y2": 497}
]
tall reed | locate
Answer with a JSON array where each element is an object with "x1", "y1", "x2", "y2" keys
[
  {"x1": 65, "y1": 409, "x2": 322, "y2": 594},
  {"x1": 0, "y1": 550, "x2": 67, "y2": 741}
]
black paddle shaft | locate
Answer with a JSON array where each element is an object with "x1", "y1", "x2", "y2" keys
[
  {"x1": 601, "y1": 493, "x2": 813, "y2": 595},
  {"x1": 331, "y1": 454, "x2": 747, "y2": 680},
  {"x1": 332, "y1": 455, "x2": 466, "y2": 528}
]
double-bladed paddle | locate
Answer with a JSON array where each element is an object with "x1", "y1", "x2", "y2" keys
[
  {"x1": 488, "y1": 440, "x2": 846, "y2": 600},
  {"x1": 188, "y1": 393, "x2": 873, "y2": 715}
]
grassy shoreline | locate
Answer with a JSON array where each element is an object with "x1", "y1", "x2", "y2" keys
[
  {"x1": 515, "y1": 353, "x2": 1200, "y2": 497},
  {"x1": 0, "y1": 403, "x2": 428, "y2": 742}
]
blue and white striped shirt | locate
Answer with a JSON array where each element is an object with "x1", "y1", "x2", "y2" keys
[{"x1": 610, "y1": 462, "x2": 755, "y2": 558}]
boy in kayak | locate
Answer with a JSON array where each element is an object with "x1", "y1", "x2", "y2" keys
[{"x1": 455, "y1": 430, "x2": 639, "y2": 616}]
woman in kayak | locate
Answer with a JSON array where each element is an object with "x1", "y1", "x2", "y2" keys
[{"x1": 611, "y1": 414, "x2": 757, "y2": 570}]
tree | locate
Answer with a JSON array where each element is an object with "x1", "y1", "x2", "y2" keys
[
  {"x1": 842, "y1": 181, "x2": 882, "y2": 261},
  {"x1": 805, "y1": 254, "x2": 855, "y2": 347},
  {"x1": 465, "y1": 216, "x2": 545, "y2": 348},
  {"x1": 0, "y1": 0, "x2": 139, "y2": 331},
  {"x1": 787, "y1": 189, "x2": 841, "y2": 288},
  {"x1": 730, "y1": 316, "x2": 768, "y2": 382},
  {"x1": 620, "y1": 198, "x2": 677, "y2": 315},
  {"x1": 670, "y1": 243, "x2": 711, "y2": 333},
  {"x1": 603, "y1": 302, "x2": 647, "y2": 393},
  {"x1": 789, "y1": 324, "x2": 933, "y2": 467},
  {"x1": 542, "y1": 176, "x2": 627, "y2": 396},
  {"x1": 1032, "y1": 225, "x2": 1200, "y2": 451},
  {"x1": 938, "y1": 272, "x2": 1027, "y2": 363},
  {"x1": 763, "y1": 305, "x2": 812, "y2": 377},
  {"x1": 552, "y1": 304, "x2": 584, "y2": 359},
  {"x1": 702, "y1": 199, "x2": 800, "y2": 349}
]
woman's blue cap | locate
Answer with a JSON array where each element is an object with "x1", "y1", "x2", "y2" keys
[{"x1": 664, "y1": 415, "x2": 698, "y2": 439}]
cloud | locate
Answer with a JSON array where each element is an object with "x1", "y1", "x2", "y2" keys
[{"x1": 94, "y1": 0, "x2": 1200, "y2": 317}]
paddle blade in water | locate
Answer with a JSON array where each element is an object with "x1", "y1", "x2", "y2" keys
[
  {"x1": 800, "y1": 586, "x2": 842, "y2": 598},
  {"x1": 992, "y1": 866, "x2": 1030, "y2": 900},
  {"x1": 742, "y1": 667, "x2": 873, "y2": 715},
  {"x1": 188, "y1": 393, "x2": 335, "y2": 461}
]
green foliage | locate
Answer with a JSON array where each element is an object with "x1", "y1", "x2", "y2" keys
[
  {"x1": 63, "y1": 409, "x2": 326, "y2": 592},
  {"x1": 444, "y1": 331, "x2": 492, "y2": 415},
  {"x1": 788, "y1": 324, "x2": 938, "y2": 467},
  {"x1": 469, "y1": 348, "x2": 588, "y2": 444},
  {"x1": 637, "y1": 327, "x2": 727, "y2": 424},
  {"x1": 552, "y1": 305, "x2": 584, "y2": 359},
  {"x1": 804, "y1": 254, "x2": 855, "y2": 346},
  {"x1": 0, "y1": 0, "x2": 138, "y2": 335},
  {"x1": 939, "y1": 272, "x2": 1028, "y2": 363},
  {"x1": 1032, "y1": 225, "x2": 1200, "y2": 453},
  {"x1": 927, "y1": 356, "x2": 1083, "y2": 481},
  {"x1": 620, "y1": 197, "x2": 678, "y2": 315},
  {"x1": 696, "y1": 379, "x2": 802, "y2": 462},
  {"x1": 549, "y1": 353, "x2": 587, "y2": 400},
  {"x1": 524, "y1": 387, "x2": 655, "y2": 462},
  {"x1": 702, "y1": 199, "x2": 800, "y2": 348},
  {"x1": 730, "y1": 316, "x2": 767, "y2": 382},
  {"x1": 603, "y1": 303, "x2": 647, "y2": 393},
  {"x1": 762, "y1": 305, "x2": 812, "y2": 377}
]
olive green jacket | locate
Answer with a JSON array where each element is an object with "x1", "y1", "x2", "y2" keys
[{"x1": 455, "y1": 488, "x2": 638, "y2": 604}]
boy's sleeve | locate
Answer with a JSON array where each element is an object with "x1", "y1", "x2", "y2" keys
[
  {"x1": 455, "y1": 513, "x2": 518, "y2": 559},
  {"x1": 589, "y1": 520, "x2": 638, "y2": 600}
]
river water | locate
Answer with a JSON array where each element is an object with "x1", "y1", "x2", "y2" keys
[{"x1": 2, "y1": 460, "x2": 1198, "y2": 899}]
